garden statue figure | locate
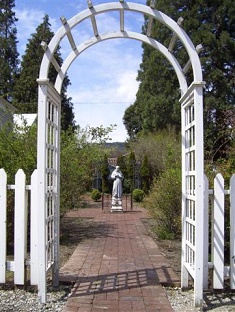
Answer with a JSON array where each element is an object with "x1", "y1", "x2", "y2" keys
[{"x1": 111, "y1": 166, "x2": 123, "y2": 212}]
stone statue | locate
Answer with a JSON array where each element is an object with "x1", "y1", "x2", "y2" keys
[{"x1": 111, "y1": 166, "x2": 123, "y2": 211}]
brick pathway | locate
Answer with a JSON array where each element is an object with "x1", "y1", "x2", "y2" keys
[{"x1": 60, "y1": 206, "x2": 180, "y2": 312}]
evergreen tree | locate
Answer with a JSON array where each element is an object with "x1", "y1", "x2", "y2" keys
[
  {"x1": 140, "y1": 154, "x2": 151, "y2": 193},
  {"x1": 13, "y1": 15, "x2": 75, "y2": 130},
  {"x1": 101, "y1": 153, "x2": 110, "y2": 193},
  {"x1": 117, "y1": 153, "x2": 128, "y2": 193},
  {"x1": 0, "y1": 0, "x2": 19, "y2": 100},
  {"x1": 124, "y1": 0, "x2": 235, "y2": 162},
  {"x1": 127, "y1": 150, "x2": 136, "y2": 192}
]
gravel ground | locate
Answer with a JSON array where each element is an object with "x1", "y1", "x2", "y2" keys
[
  {"x1": 0, "y1": 285, "x2": 235, "y2": 311},
  {"x1": 0, "y1": 286, "x2": 71, "y2": 312},
  {"x1": 166, "y1": 287, "x2": 235, "y2": 311}
]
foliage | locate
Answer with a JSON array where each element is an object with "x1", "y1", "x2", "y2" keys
[
  {"x1": 129, "y1": 129, "x2": 181, "y2": 179},
  {"x1": 140, "y1": 154, "x2": 151, "y2": 193},
  {"x1": 0, "y1": 120, "x2": 37, "y2": 250},
  {"x1": 144, "y1": 166, "x2": 182, "y2": 240},
  {"x1": 101, "y1": 154, "x2": 110, "y2": 193},
  {"x1": 13, "y1": 14, "x2": 75, "y2": 130},
  {"x1": 0, "y1": 121, "x2": 37, "y2": 183},
  {"x1": 0, "y1": 0, "x2": 19, "y2": 101},
  {"x1": 0, "y1": 121, "x2": 114, "y2": 216},
  {"x1": 123, "y1": 0, "x2": 235, "y2": 162},
  {"x1": 132, "y1": 189, "x2": 145, "y2": 203},
  {"x1": 117, "y1": 153, "x2": 129, "y2": 193},
  {"x1": 91, "y1": 189, "x2": 101, "y2": 202},
  {"x1": 127, "y1": 150, "x2": 136, "y2": 192},
  {"x1": 60, "y1": 126, "x2": 113, "y2": 215}
]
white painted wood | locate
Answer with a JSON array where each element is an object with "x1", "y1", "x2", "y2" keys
[
  {"x1": 230, "y1": 174, "x2": 235, "y2": 288},
  {"x1": 120, "y1": 9, "x2": 124, "y2": 31},
  {"x1": 37, "y1": 82, "x2": 48, "y2": 303},
  {"x1": 192, "y1": 85, "x2": 204, "y2": 307},
  {"x1": 181, "y1": 96, "x2": 189, "y2": 289},
  {"x1": 40, "y1": 2, "x2": 202, "y2": 88},
  {"x1": 37, "y1": 2, "x2": 205, "y2": 307},
  {"x1": 37, "y1": 81, "x2": 61, "y2": 303},
  {"x1": 203, "y1": 174, "x2": 209, "y2": 289},
  {"x1": 55, "y1": 31, "x2": 188, "y2": 94},
  {"x1": 90, "y1": 14, "x2": 98, "y2": 37},
  {"x1": 146, "y1": 16, "x2": 153, "y2": 37},
  {"x1": 30, "y1": 169, "x2": 38, "y2": 285},
  {"x1": 14, "y1": 169, "x2": 27, "y2": 285},
  {"x1": 213, "y1": 173, "x2": 224, "y2": 289},
  {"x1": 0, "y1": 169, "x2": 7, "y2": 283}
]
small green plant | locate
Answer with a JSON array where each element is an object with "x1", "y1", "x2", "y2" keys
[
  {"x1": 91, "y1": 189, "x2": 101, "y2": 201},
  {"x1": 132, "y1": 189, "x2": 145, "y2": 202}
]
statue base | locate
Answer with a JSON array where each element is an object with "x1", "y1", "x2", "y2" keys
[
  {"x1": 111, "y1": 206, "x2": 123, "y2": 212},
  {"x1": 111, "y1": 197, "x2": 123, "y2": 213}
]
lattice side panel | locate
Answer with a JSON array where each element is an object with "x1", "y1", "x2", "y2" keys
[
  {"x1": 184, "y1": 99, "x2": 196, "y2": 278},
  {"x1": 45, "y1": 89, "x2": 59, "y2": 272}
]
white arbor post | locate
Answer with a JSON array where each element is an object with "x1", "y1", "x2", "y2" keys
[
  {"x1": 37, "y1": 79, "x2": 61, "y2": 303},
  {"x1": 181, "y1": 82, "x2": 205, "y2": 307}
]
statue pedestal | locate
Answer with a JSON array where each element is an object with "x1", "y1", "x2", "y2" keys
[{"x1": 111, "y1": 197, "x2": 123, "y2": 213}]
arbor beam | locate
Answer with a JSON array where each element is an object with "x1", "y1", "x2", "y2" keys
[
  {"x1": 90, "y1": 14, "x2": 99, "y2": 37},
  {"x1": 60, "y1": 17, "x2": 77, "y2": 51},
  {"x1": 146, "y1": 16, "x2": 153, "y2": 37},
  {"x1": 41, "y1": 41, "x2": 61, "y2": 73},
  {"x1": 183, "y1": 44, "x2": 203, "y2": 74},
  {"x1": 120, "y1": 9, "x2": 124, "y2": 32},
  {"x1": 168, "y1": 17, "x2": 184, "y2": 52}
]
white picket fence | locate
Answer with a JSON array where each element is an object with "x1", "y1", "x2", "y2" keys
[
  {"x1": 0, "y1": 168, "x2": 38, "y2": 286},
  {"x1": 204, "y1": 173, "x2": 235, "y2": 290},
  {"x1": 1, "y1": 168, "x2": 235, "y2": 299}
]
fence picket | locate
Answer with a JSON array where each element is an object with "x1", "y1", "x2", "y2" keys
[
  {"x1": 0, "y1": 169, "x2": 7, "y2": 283},
  {"x1": 2, "y1": 167, "x2": 235, "y2": 302},
  {"x1": 213, "y1": 173, "x2": 224, "y2": 289},
  {"x1": 230, "y1": 174, "x2": 235, "y2": 289},
  {"x1": 30, "y1": 169, "x2": 38, "y2": 285},
  {"x1": 14, "y1": 169, "x2": 27, "y2": 285}
]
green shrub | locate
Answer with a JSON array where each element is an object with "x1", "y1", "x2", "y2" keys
[
  {"x1": 144, "y1": 167, "x2": 181, "y2": 239},
  {"x1": 132, "y1": 189, "x2": 145, "y2": 202},
  {"x1": 91, "y1": 189, "x2": 101, "y2": 201}
]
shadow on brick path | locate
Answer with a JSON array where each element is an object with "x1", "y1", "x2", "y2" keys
[{"x1": 60, "y1": 207, "x2": 180, "y2": 312}]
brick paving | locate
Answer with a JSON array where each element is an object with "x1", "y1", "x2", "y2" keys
[{"x1": 60, "y1": 206, "x2": 180, "y2": 312}]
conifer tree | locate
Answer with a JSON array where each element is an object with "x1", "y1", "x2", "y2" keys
[
  {"x1": 117, "y1": 153, "x2": 128, "y2": 193},
  {"x1": 101, "y1": 153, "x2": 110, "y2": 193},
  {"x1": 0, "y1": 0, "x2": 19, "y2": 100},
  {"x1": 127, "y1": 150, "x2": 136, "y2": 192},
  {"x1": 124, "y1": 0, "x2": 235, "y2": 161},
  {"x1": 140, "y1": 154, "x2": 151, "y2": 193},
  {"x1": 13, "y1": 15, "x2": 75, "y2": 130}
]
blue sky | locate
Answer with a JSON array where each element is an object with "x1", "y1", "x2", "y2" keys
[{"x1": 14, "y1": 0, "x2": 147, "y2": 141}]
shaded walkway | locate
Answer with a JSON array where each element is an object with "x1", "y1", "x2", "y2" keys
[{"x1": 60, "y1": 207, "x2": 180, "y2": 311}]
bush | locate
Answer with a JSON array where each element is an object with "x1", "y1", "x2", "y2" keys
[
  {"x1": 132, "y1": 189, "x2": 145, "y2": 202},
  {"x1": 144, "y1": 167, "x2": 181, "y2": 239},
  {"x1": 91, "y1": 189, "x2": 101, "y2": 201}
]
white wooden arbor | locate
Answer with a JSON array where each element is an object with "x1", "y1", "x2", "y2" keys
[{"x1": 37, "y1": 1, "x2": 205, "y2": 306}]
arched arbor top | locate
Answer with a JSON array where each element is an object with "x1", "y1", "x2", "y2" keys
[{"x1": 39, "y1": 1, "x2": 203, "y2": 96}]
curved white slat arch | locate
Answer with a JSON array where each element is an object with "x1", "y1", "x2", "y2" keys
[
  {"x1": 54, "y1": 31, "x2": 187, "y2": 94},
  {"x1": 39, "y1": 2, "x2": 203, "y2": 89}
]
